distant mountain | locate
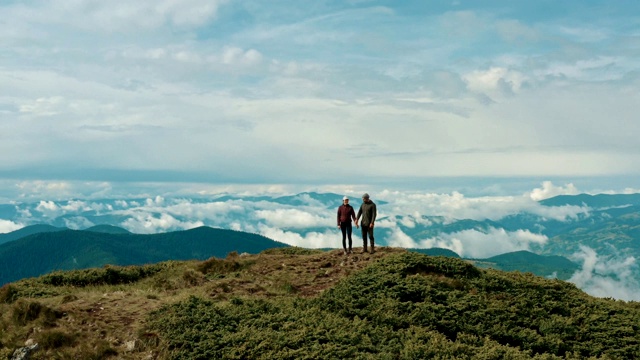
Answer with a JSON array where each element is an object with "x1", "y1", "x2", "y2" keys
[
  {"x1": 85, "y1": 224, "x2": 131, "y2": 234},
  {"x1": 0, "y1": 226, "x2": 289, "y2": 285},
  {"x1": 475, "y1": 250, "x2": 579, "y2": 280},
  {"x1": 541, "y1": 212, "x2": 640, "y2": 260},
  {"x1": 541, "y1": 193, "x2": 640, "y2": 208},
  {"x1": 0, "y1": 224, "x2": 66, "y2": 245}
]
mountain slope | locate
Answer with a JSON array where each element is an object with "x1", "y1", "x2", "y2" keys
[
  {"x1": 0, "y1": 226, "x2": 288, "y2": 285},
  {"x1": 0, "y1": 224, "x2": 66, "y2": 245},
  {"x1": 475, "y1": 250, "x2": 579, "y2": 279},
  {"x1": 541, "y1": 193, "x2": 640, "y2": 208},
  {"x1": 85, "y1": 224, "x2": 131, "y2": 234},
  {"x1": 1, "y1": 249, "x2": 638, "y2": 359}
]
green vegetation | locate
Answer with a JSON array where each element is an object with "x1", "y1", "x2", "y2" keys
[
  {"x1": 148, "y1": 252, "x2": 640, "y2": 359},
  {"x1": 474, "y1": 250, "x2": 579, "y2": 280},
  {"x1": 0, "y1": 226, "x2": 289, "y2": 285},
  {"x1": 1, "y1": 248, "x2": 639, "y2": 359}
]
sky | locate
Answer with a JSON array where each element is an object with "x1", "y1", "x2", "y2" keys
[
  {"x1": 2, "y1": 0, "x2": 640, "y2": 190},
  {"x1": 2, "y1": 1, "x2": 640, "y2": 300}
]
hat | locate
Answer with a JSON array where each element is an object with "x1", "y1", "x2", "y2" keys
[
  {"x1": 362, "y1": 193, "x2": 370, "y2": 199},
  {"x1": 343, "y1": 196, "x2": 349, "y2": 200}
]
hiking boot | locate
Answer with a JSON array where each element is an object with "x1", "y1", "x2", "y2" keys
[{"x1": 343, "y1": 249, "x2": 348, "y2": 255}]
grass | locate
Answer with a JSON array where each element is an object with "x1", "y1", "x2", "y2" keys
[
  {"x1": 2, "y1": 247, "x2": 639, "y2": 359},
  {"x1": 0, "y1": 246, "x2": 388, "y2": 359}
]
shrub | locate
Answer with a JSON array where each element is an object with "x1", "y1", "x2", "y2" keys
[
  {"x1": 61, "y1": 294, "x2": 79, "y2": 304},
  {"x1": 260, "y1": 247, "x2": 324, "y2": 255},
  {"x1": 40, "y1": 264, "x2": 165, "y2": 287},
  {"x1": 37, "y1": 330, "x2": 76, "y2": 349},
  {"x1": 196, "y1": 257, "x2": 242, "y2": 275},
  {"x1": 182, "y1": 268, "x2": 205, "y2": 286},
  {"x1": 11, "y1": 300, "x2": 43, "y2": 326},
  {"x1": 0, "y1": 284, "x2": 19, "y2": 304},
  {"x1": 11, "y1": 300, "x2": 61, "y2": 327}
]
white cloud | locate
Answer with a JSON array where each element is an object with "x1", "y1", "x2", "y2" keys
[
  {"x1": 258, "y1": 225, "x2": 335, "y2": 248},
  {"x1": 568, "y1": 246, "x2": 640, "y2": 301},
  {"x1": 6, "y1": 0, "x2": 228, "y2": 33},
  {"x1": 414, "y1": 227, "x2": 548, "y2": 258},
  {"x1": 35, "y1": 200, "x2": 60, "y2": 217},
  {"x1": 528, "y1": 181, "x2": 580, "y2": 201},
  {"x1": 378, "y1": 186, "x2": 589, "y2": 222},
  {"x1": 64, "y1": 216, "x2": 94, "y2": 230},
  {"x1": 254, "y1": 209, "x2": 330, "y2": 229},
  {"x1": 220, "y1": 47, "x2": 263, "y2": 66},
  {"x1": 121, "y1": 212, "x2": 204, "y2": 234},
  {"x1": 464, "y1": 67, "x2": 527, "y2": 95},
  {"x1": 16, "y1": 181, "x2": 75, "y2": 199},
  {"x1": 0, "y1": 219, "x2": 23, "y2": 234}
]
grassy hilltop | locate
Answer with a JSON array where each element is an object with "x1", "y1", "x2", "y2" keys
[{"x1": 1, "y1": 247, "x2": 639, "y2": 359}]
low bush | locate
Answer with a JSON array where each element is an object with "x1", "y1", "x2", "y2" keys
[
  {"x1": 10, "y1": 299, "x2": 61, "y2": 327},
  {"x1": 36, "y1": 330, "x2": 76, "y2": 349},
  {"x1": 11, "y1": 300, "x2": 43, "y2": 326},
  {"x1": 0, "y1": 284, "x2": 19, "y2": 303},
  {"x1": 196, "y1": 257, "x2": 242, "y2": 275},
  {"x1": 40, "y1": 263, "x2": 165, "y2": 287},
  {"x1": 260, "y1": 247, "x2": 325, "y2": 256},
  {"x1": 146, "y1": 252, "x2": 640, "y2": 359}
]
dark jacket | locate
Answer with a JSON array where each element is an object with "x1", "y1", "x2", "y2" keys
[
  {"x1": 337, "y1": 204, "x2": 356, "y2": 225},
  {"x1": 357, "y1": 201, "x2": 377, "y2": 227}
]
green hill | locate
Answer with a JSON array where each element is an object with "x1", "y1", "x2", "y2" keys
[
  {"x1": 84, "y1": 225, "x2": 131, "y2": 234},
  {"x1": 1, "y1": 249, "x2": 638, "y2": 359},
  {"x1": 0, "y1": 224, "x2": 66, "y2": 245},
  {"x1": 541, "y1": 193, "x2": 640, "y2": 208},
  {"x1": 0, "y1": 226, "x2": 288, "y2": 285},
  {"x1": 476, "y1": 250, "x2": 579, "y2": 279}
]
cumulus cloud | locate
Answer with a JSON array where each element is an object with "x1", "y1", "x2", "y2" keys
[
  {"x1": 464, "y1": 67, "x2": 527, "y2": 96},
  {"x1": 258, "y1": 225, "x2": 336, "y2": 248},
  {"x1": 220, "y1": 47, "x2": 263, "y2": 66},
  {"x1": 0, "y1": 219, "x2": 23, "y2": 234},
  {"x1": 399, "y1": 227, "x2": 548, "y2": 259},
  {"x1": 255, "y1": 209, "x2": 330, "y2": 228},
  {"x1": 568, "y1": 246, "x2": 640, "y2": 301},
  {"x1": 35, "y1": 200, "x2": 60, "y2": 217},
  {"x1": 377, "y1": 186, "x2": 589, "y2": 222},
  {"x1": 64, "y1": 216, "x2": 95, "y2": 230},
  {"x1": 528, "y1": 181, "x2": 580, "y2": 201},
  {"x1": 121, "y1": 212, "x2": 204, "y2": 234}
]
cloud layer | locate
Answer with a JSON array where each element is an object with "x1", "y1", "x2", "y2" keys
[
  {"x1": 2, "y1": 1, "x2": 640, "y2": 184},
  {"x1": 1, "y1": 180, "x2": 640, "y2": 300}
]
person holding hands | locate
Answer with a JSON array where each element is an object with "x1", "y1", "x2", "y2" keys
[
  {"x1": 337, "y1": 196, "x2": 357, "y2": 255},
  {"x1": 356, "y1": 193, "x2": 377, "y2": 254}
]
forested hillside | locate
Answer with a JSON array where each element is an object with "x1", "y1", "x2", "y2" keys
[{"x1": 0, "y1": 226, "x2": 288, "y2": 285}]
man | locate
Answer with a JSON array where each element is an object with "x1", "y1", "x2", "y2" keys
[
  {"x1": 337, "y1": 196, "x2": 356, "y2": 255},
  {"x1": 356, "y1": 193, "x2": 377, "y2": 254}
]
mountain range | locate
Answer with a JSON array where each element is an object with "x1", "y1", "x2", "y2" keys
[
  {"x1": 0, "y1": 226, "x2": 288, "y2": 285},
  {"x1": 2, "y1": 191, "x2": 640, "y2": 287},
  {"x1": 1, "y1": 224, "x2": 579, "y2": 286}
]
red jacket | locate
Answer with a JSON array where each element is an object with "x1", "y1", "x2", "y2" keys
[{"x1": 337, "y1": 204, "x2": 356, "y2": 225}]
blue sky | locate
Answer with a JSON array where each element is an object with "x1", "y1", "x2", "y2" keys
[{"x1": 2, "y1": 0, "x2": 640, "y2": 196}]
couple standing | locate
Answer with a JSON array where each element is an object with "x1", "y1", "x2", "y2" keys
[{"x1": 337, "y1": 193, "x2": 377, "y2": 255}]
